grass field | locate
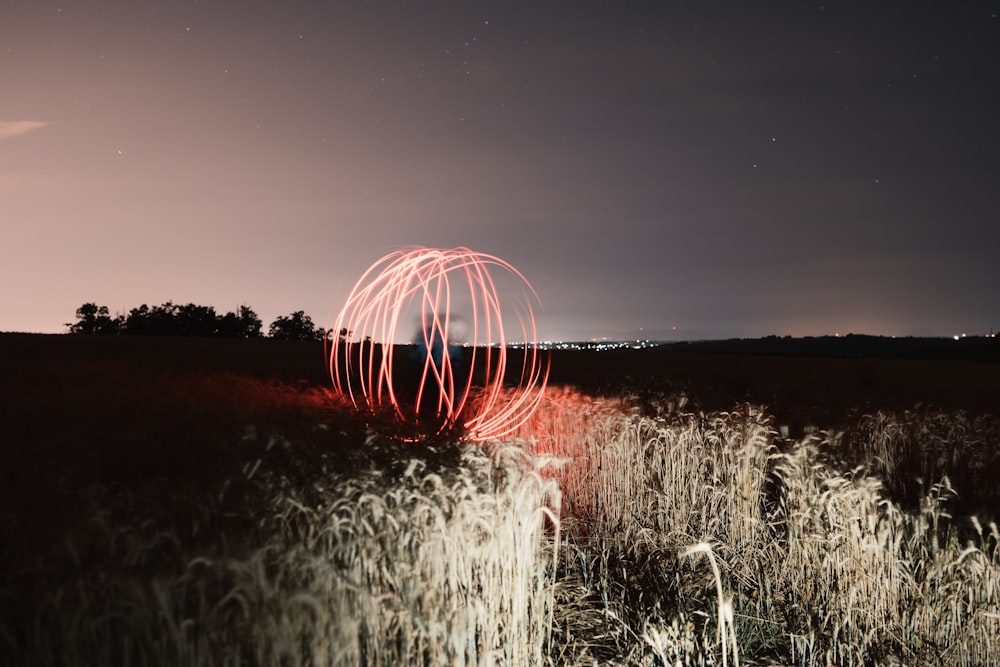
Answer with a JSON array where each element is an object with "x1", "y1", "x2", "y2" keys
[{"x1": 1, "y1": 333, "x2": 998, "y2": 665}]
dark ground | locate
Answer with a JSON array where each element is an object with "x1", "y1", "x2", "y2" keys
[
  {"x1": 552, "y1": 336, "x2": 999, "y2": 433},
  {"x1": 2, "y1": 332, "x2": 998, "y2": 439}
]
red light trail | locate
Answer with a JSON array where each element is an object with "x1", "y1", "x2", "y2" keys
[{"x1": 328, "y1": 247, "x2": 550, "y2": 440}]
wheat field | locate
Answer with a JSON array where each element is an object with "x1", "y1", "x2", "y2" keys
[{"x1": 2, "y1": 371, "x2": 999, "y2": 665}]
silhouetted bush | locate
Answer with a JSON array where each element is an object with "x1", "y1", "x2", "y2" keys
[{"x1": 267, "y1": 310, "x2": 321, "y2": 341}]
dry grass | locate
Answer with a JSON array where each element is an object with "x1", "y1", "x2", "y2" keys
[
  {"x1": 1, "y1": 425, "x2": 562, "y2": 666},
  {"x1": 2, "y1": 346, "x2": 998, "y2": 665},
  {"x1": 517, "y1": 388, "x2": 1000, "y2": 665}
]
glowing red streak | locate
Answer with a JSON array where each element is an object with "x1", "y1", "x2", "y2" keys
[{"x1": 328, "y1": 247, "x2": 549, "y2": 440}]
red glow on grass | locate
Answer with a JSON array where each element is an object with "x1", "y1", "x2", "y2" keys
[{"x1": 328, "y1": 246, "x2": 549, "y2": 440}]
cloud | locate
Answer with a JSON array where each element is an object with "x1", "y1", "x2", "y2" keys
[{"x1": 0, "y1": 120, "x2": 50, "y2": 141}]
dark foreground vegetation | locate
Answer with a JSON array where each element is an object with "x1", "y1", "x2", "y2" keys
[{"x1": 1, "y1": 333, "x2": 998, "y2": 665}]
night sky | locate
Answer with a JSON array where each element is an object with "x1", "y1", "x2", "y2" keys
[{"x1": 3, "y1": 1, "x2": 998, "y2": 341}]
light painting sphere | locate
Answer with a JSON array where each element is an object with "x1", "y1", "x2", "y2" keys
[{"x1": 328, "y1": 246, "x2": 549, "y2": 441}]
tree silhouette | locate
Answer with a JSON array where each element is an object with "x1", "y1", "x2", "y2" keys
[
  {"x1": 217, "y1": 305, "x2": 263, "y2": 338},
  {"x1": 268, "y1": 311, "x2": 320, "y2": 341},
  {"x1": 66, "y1": 303, "x2": 120, "y2": 335},
  {"x1": 217, "y1": 312, "x2": 239, "y2": 337},
  {"x1": 69, "y1": 301, "x2": 308, "y2": 339},
  {"x1": 146, "y1": 302, "x2": 180, "y2": 335},
  {"x1": 123, "y1": 304, "x2": 152, "y2": 335},
  {"x1": 175, "y1": 303, "x2": 218, "y2": 337}
]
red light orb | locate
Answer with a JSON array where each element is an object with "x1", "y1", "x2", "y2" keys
[{"x1": 328, "y1": 247, "x2": 550, "y2": 441}]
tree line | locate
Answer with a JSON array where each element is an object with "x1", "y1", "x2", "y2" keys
[{"x1": 66, "y1": 302, "x2": 325, "y2": 341}]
